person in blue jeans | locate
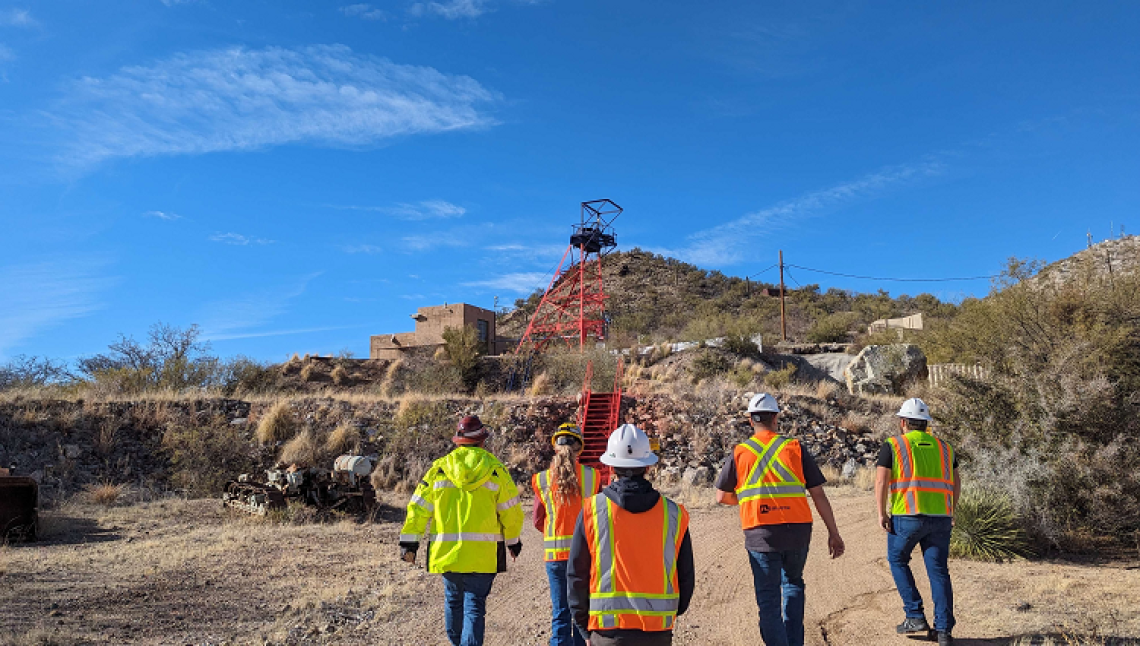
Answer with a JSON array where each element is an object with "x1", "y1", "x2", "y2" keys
[
  {"x1": 876, "y1": 398, "x2": 960, "y2": 646},
  {"x1": 715, "y1": 393, "x2": 846, "y2": 646},
  {"x1": 442, "y1": 573, "x2": 496, "y2": 646}
]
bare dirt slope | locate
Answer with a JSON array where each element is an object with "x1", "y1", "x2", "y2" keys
[{"x1": 2, "y1": 490, "x2": 1137, "y2": 645}]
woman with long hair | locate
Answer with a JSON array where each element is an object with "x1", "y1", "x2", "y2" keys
[{"x1": 532, "y1": 422, "x2": 601, "y2": 646}]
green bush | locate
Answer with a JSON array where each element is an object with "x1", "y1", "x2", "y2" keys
[
  {"x1": 163, "y1": 424, "x2": 264, "y2": 495},
  {"x1": 950, "y1": 488, "x2": 1031, "y2": 561},
  {"x1": 722, "y1": 334, "x2": 760, "y2": 358},
  {"x1": 806, "y1": 312, "x2": 859, "y2": 343},
  {"x1": 763, "y1": 364, "x2": 797, "y2": 389},
  {"x1": 690, "y1": 350, "x2": 732, "y2": 382},
  {"x1": 442, "y1": 325, "x2": 483, "y2": 388}
]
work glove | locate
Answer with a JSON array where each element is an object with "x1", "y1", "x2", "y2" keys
[
  {"x1": 507, "y1": 541, "x2": 522, "y2": 559},
  {"x1": 399, "y1": 541, "x2": 419, "y2": 563}
]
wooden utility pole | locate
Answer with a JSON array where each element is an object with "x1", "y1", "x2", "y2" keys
[{"x1": 779, "y1": 250, "x2": 787, "y2": 342}]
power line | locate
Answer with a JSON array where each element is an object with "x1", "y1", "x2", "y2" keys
[
  {"x1": 786, "y1": 263, "x2": 999, "y2": 283},
  {"x1": 784, "y1": 268, "x2": 803, "y2": 289},
  {"x1": 748, "y1": 264, "x2": 778, "y2": 279}
]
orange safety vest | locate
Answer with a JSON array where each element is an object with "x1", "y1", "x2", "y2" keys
[
  {"x1": 532, "y1": 464, "x2": 601, "y2": 561},
  {"x1": 732, "y1": 432, "x2": 813, "y2": 528},
  {"x1": 581, "y1": 493, "x2": 689, "y2": 632}
]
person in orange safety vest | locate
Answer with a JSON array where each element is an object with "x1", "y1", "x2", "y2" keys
[
  {"x1": 567, "y1": 424, "x2": 694, "y2": 646},
  {"x1": 715, "y1": 393, "x2": 845, "y2": 646},
  {"x1": 533, "y1": 422, "x2": 602, "y2": 646}
]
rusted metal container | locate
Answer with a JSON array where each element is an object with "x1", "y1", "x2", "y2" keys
[{"x1": 0, "y1": 476, "x2": 39, "y2": 542}]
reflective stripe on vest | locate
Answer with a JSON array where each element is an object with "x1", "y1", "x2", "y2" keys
[
  {"x1": 584, "y1": 493, "x2": 686, "y2": 632},
  {"x1": 733, "y1": 434, "x2": 812, "y2": 528},
  {"x1": 888, "y1": 432, "x2": 955, "y2": 517},
  {"x1": 535, "y1": 464, "x2": 600, "y2": 561}
]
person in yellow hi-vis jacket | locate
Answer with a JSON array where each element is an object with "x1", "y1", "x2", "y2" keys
[{"x1": 399, "y1": 415, "x2": 525, "y2": 646}]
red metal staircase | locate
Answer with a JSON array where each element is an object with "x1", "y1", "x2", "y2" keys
[{"x1": 577, "y1": 360, "x2": 623, "y2": 481}]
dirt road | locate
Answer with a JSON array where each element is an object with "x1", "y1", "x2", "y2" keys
[{"x1": 2, "y1": 490, "x2": 1137, "y2": 645}]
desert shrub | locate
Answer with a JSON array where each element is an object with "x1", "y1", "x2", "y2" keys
[
  {"x1": 538, "y1": 348, "x2": 619, "y2": 394},
  {"x1": 0, "y1": 355, "x2": 74, "y2": 391},
  {"x1": 381, "y1": 359, "x2": 406, "y2": 398},
  {"x1": 256, "y1": 401, "x2": 296, "y2": 445},
  {"x1": 163, "y1": 424, "x2": 263, "y2": 495},
  {"x1": 950, "y1": 487, "x2": 1030, "y2": 561},
  {"x1": 84, "y1": 482, "x2": 127, "y2": 507},
  {"x1": 442, "y1": 325, "x2": 483, "y2": 388},
  {"x1": 806, "y1": 312, "x2": 859, "y2": 343},
  {"x1": 690, "y1": 350, "x2": 732, "y2": 382},
  {"x1": 218, "y1": 356, "x2": 277, "y2": 395},
  {"x1": 278, "y1": 428, "x2": 320, "y2": 466},
  {"x1": 76, "y1": 323, "x2": 222, "y2": 393},
  {"x1": 529, "y1": 372, "x2": 553, "y2": 396},
  {"x1": 722, "y1": 333, "x2": 760, "y2": 358},
  {"x1": 331, "y1": 364, "x2": 349, "y2": 386},
  {"x1": 728, "y1": 362, "x2": 755, "y2": 388},
  {"x1": 404, "y1": 360, "x2": 465, "y2": 395},
  {"x1": 326, "y1": 423, "x2": 361, "y2": 455},
  {"x1": 934, "y1": 259, "x2": 1140, "y2": 551},
  {"x1": 762, "y1": 364, "x2": 797, "y2": 390}
]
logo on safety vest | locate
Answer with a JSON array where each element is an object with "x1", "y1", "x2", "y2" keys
[{"x1": 756, "y1": 503, "x2": 792, "y2": 514}]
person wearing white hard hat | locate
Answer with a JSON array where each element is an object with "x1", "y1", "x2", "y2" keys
[
  {"x1": 566, "y1": 424, "x2": 695, "y2": 646},
  {"x1": 875, "y1": 398, "x2": 959, "y2": 646},
  {"x1": 714, "y1": 393, "x2": 845, "y2": 646}
]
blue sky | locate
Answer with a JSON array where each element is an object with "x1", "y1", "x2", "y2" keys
[{"x1": 1, "y1": 1, "x2": 1137, "y2": 361}]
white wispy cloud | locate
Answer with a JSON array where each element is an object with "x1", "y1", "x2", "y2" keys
[
  {"x1": 209, "y1": 232, "x2": 274, "y2": 246},
  {"x1": 326, "y1": 199, "x2": 466, "y2": 220},
  {"x1": 144, "y1": 210, "x2": 181, "y2": 221},
  {"x1": 198, "y1": 274, "x2": 320, "y2": 339},
  {"x1": 0, "y1": 9, "x2": 35, "y2": 27},
  {"x1": 341, "y1": 4, "x2": 388, "y2": 20},
  {"x1": 400, "y1": 293, "x2": 426, "y2": 300},
  {"x1": 410, "y1": 0, "x2": 488, "y2": 19},
  {"x1": 44, "y1": 44, "x2": 500, "y2": 168},
  {"x1": 0, "y1": 259, "x2": 113, "y2": 359},
  {"x1": 402, "y1": 232, "x2": 468, "y2": 251},
  {"x1": 343, "y1": 244, "x2": 383, "y2": 254},
  {"x1": 659, "y1": 162, "x2": 943, "y2": 266},
  {"x1": 159, "y1": 0, "x2": 198, "y2": 6},
  {"x1": 206, "y1": 325, "x2": 360, "y2": 342},
  {"x1": 462, "y1": 271, "x2": 549, "y2": 294}
]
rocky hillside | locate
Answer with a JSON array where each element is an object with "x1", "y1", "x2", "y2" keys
[
  {"x1": 1035, "y1": 235, "x2": 1140, "y2": 287},
  {"x1": 0, "y1": 388, "x2": 888, "y2": 502},
  {"x1": 498, "y1": 248, "x2": 958, "y2": 344}
]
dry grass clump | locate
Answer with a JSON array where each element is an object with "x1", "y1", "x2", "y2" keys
[
  {"x1": 529, "y1": 372, "x2": 552, "y2": 396},
  {"x1": 326, "y1": 423, "x2": 361, "y2": 455},
  {"x1": 839, "y1": 411, "x2": 873, "y2": 434},
  {"x1": 380, "y1": 358, "x2": 405, "y2": 398},
  {"x1": 299, "y1": 362, "x2": 316, "y2": 382},
  {"x1": 278, "y1": 428, "x2": 320, "y2": 466},
  {"x1": 256, "y1": 400, "x2": 296, "y2": 444},
  {"x1": 84, "y1": 482, "x2": 127, "y2": 507},
  {"x1": 330, "y1": 364, "x2": 349, "y2": 386},
  {"x1": 814, "y1": 380, "x2": 840, "y2": 400},
  {"x1": 820, "y1": 465, "x2": 876, "y2": 491}
]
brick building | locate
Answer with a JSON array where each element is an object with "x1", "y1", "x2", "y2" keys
[{"x1": 370, "y1": 303, "x2": 501, "y2": 359}]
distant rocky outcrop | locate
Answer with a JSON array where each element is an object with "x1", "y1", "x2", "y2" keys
[
  {"x1": 844, "y1": 344, "x2": 928, "y2": 395},
  {"x1": 1035, "y1": 236, "x2": 1140, "y2": 288}
]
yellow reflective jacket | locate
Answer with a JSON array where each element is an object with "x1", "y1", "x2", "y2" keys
[{"x1": 400, "y1": 446, "x2": 524, "y2": 574}]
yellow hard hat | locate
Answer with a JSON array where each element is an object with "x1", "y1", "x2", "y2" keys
[{"x1": 552, "y1": 422, "x2": 584, "y2": 447}]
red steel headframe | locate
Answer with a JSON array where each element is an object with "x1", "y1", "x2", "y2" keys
[{"x1": 516, "y1": 200, "x2": 620, "y2": 353}]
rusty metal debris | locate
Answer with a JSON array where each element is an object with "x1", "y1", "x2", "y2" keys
[
  {"x1": 222, "y1": 455, "x2": 376, "y2": 517},
  {"x1": 0, "y1": 468, "x2": 39, "y2": 542}
]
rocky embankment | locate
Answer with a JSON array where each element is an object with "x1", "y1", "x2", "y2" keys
[{"x1": 0, "y1": 390, "x2": 881, "y2": 502}]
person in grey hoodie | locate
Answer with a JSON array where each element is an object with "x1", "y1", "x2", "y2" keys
[{"x1": 566, "y1": 424, "x2": 695, "y2": 646}]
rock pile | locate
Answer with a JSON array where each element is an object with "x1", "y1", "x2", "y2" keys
[{"x1": 844, "y1": 344, "x2": 928, "y2": 395}]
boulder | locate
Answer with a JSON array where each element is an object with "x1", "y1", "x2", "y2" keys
[
  {"x1": 841, "y1": 458, "x2": 858, "y2": 479},
  {"x1": 844, "y1": 344, "x2": 928, "y2": 395},
  {"x1": 681, "y1": 466, "x2": 712, "y2": 486}
]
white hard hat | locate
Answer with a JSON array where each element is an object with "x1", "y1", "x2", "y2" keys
[
  {"x1": 600, "y1": 424, "x2": 659, "y2": 468},
  {"x1": 747, "y1": 392, "x2": 780, "y2": 414},
  {"x1": 896, "y1": 397, "x2": 933, "y2": 422}
]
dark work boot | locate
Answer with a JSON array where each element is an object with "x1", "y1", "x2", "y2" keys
[
  {"x1": 896, "y1": 617, "x2": 931, "y2": 634},
  {"x1": 936, "y1": 631, "x2": 953, "y2": 645}
]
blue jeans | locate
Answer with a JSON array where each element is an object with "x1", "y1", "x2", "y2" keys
[
  {"x1": 887, "y1": 515, "x2": 955, "y2": 632},
  {"x1": 546, "y1": 560, "x2": 587, "y2": 646},
  {"x1": 747, "y1": 547, "x2": 809, "y2": 646},
  {"x1": 442, "y1": 572, "x2": 496, "y2": 646}
]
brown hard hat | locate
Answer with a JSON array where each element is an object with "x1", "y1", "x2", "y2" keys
[
  {"x1": 458, "y1": 415, "x2": 484, "y2": 432},
  {"x1": 454, "y1": 415, "x2": 490, "y2": 445}
]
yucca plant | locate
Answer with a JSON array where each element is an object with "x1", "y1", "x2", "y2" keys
[{"x1": 951, "y1": 487, "x2": 1032, "y2": 561}]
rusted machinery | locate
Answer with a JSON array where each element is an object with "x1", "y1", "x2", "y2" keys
[
  {"x1": 0, "y1": 467, "x2": 39, "y2": 542},
  {"x1": 222, "y1": 455, "x2": 376, "y2": 517}
]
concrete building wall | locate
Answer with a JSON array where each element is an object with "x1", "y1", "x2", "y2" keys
[
  {"x1": 867, "y1": 312, "x2": 924, "y2": 334},
  {"x1": 370, "y1": 303, "x2": 500, "y2": 359}
]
